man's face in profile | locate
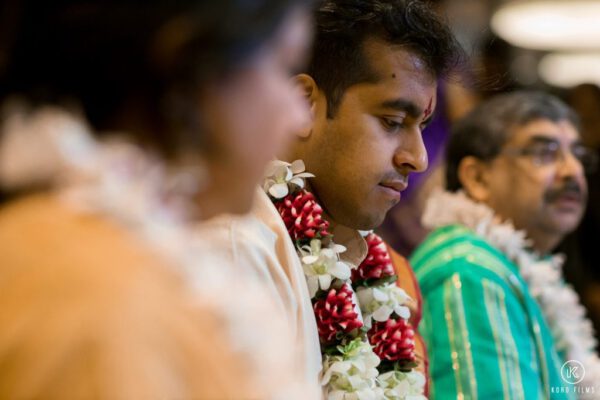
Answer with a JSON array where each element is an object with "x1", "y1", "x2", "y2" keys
[{"x1": 302, "y1": 39, "x2": 435, "y2": 230}]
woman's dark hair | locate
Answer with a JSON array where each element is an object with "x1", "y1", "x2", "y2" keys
[
  {"x1": 0, "y1": 0, "x2": 307, "y2": 156},
  {"x1": 445, "y1": 91, "x2": 580, "y2": 191},
  {"x1": 307, "y1": 0, "x2": 464, "y2": 117}
]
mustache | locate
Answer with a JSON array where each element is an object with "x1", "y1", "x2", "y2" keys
[{"x1": 544, "y1": 179, "x2": 585, "y2": 203}]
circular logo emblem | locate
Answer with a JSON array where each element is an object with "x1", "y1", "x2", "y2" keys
[{"x1": 561, "y1": 360, "x2": 585, "y2": 385}]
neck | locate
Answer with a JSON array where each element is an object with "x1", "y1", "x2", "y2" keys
[
  {"x1": 482, "y1": 197, "x2": 562, "y2": 255},
  {"x1": 303, "y1": 178, "x2": 337, "y2": 228},
  {"x1": 525, "y1": 229, "x2": 562, "y2": 255},
  {"x1": 195, "y1": 188, "x2": 224, "y2": 220},
  {"x1": 279, "y1": 141, "x2": 306, "y2": 169}
]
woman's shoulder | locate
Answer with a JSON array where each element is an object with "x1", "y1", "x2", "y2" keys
[
  {"x1": 0, "y1": 193, "x2": 183, "y2": 290},
  {"x1": 0, "y1": 192, "x2": 200, "y2": 344},
  {"x1": 0, "y1": 193, "x2": 266, "y2": 399}
]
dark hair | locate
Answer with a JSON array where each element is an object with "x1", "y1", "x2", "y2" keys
[
  {"x1": 307, "y1": 0, "x2": 463, "y2": 117},
  {"x1": 0, "y1": 0, "x2": 307, "y2": 156},
  {"x1": 445, "y1": 91, "x2": 580, "y2": 191}
]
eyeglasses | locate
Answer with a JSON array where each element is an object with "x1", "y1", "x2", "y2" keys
[{"x1": 502, "y1": 140, "x2": 599, "y2": 174}]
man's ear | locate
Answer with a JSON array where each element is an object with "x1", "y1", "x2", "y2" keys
[
  {"x1": 457, "y1": 156, "x2": 491, "y2": 202},
  {"x1": 294, "y1": 73, "x2": 321, "y2": 138}
]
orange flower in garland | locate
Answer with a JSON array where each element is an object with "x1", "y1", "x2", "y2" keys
[{"x1": 313, "y1": 283, "x2": 363, "y2": 344}]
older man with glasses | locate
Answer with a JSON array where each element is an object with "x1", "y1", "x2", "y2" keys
[{"x1": 410, "y1": 91, "x2": 599, "y2": 399}]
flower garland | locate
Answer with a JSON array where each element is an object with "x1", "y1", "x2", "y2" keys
[
  {"x1": 422, "y1": 189, "x2": 600, "y2": 398},
  {"x1": 264, "y1": 160, "x2": 426, "y2": 400}
]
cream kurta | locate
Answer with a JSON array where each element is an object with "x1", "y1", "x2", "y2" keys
[
  {"x1": 197, "y1": 188, "x2": 371, "y2": 398},
  {"x1": 197, "y1": 189, "x2": 323, "y2": 395}
]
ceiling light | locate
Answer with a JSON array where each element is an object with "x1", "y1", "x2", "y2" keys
[
  {"x1": 492, "y1": 1, "x2": 600, "y2": 50},
  {"x1": 538, "y1": 52, "x2": 600, "y2": 87}
]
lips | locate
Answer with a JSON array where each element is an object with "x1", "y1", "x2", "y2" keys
[
  {"x1": 557, "y1": 193, "x2": 582, "y2": 203},
  {"x1": 379, "y1": 179, "x2": 408, "y2": 193},
  {"x1": 553, "y1": 193, "x2": 584, "y2": 208},
  {"x1": 548, "y1": 190, "x2": 585, "y2": 213},
  {"x1": 547, "y1": 189, "x2": 583, "y2": 204},
  {"x1": 545, "y1": 180, "x2": 584, "y2": 206}
]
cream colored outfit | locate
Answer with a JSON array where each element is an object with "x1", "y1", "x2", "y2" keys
[{"x1": 198, "y1": 188, "x2": 369, "y2": 399}]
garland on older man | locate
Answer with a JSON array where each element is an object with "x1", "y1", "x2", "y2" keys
[
  {"x1": 422, "y1": 189, "x2": 600, "y2": 399},
  {"x1": 263, "y1": 160, "x2": 426, "y2": 400}
]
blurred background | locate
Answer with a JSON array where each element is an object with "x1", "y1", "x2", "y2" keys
[
  {"x1": 379, "y1": 0, "x2": 600, "y2": 343},
  {"x1": 0, "y1": 0, "x2": 597, "y2": 343}
]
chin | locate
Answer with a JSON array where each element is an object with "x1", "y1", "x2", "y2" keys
[
  {"x1": 551, "y1": 210, "x2": 584, "y2": 233},
  {"x1": 348, "y1": 210, "x2": 387, "y2": 231},
  {"x1": 555, "y1": 220, "x2": 581, "y2": 236},
  {"x1": 329, "y1": 196, "x2": 390, "y2": 230},
  {"x1": 540, "y1": 218, "x2": 580, "y2": 240}
]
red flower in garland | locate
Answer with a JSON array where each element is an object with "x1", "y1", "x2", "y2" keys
[
  {"x1": 275, "y1": 190, "x2": 330, "y2": 241},
  {"x1": 368, "y1": 318, "x2": 416, "y2": 363},
  {"x1": 313, "y1": 284, "x2": 363, "y2": 344},
  {"x1": 352, "y1": 233, "x2": 395, "y2": 282}
]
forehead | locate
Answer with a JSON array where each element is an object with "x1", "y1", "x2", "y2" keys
[
  {"x1": 349, "y1": 38, "x2": 437, "y2": 108},
  {"x1": 508, "y1": 119, "x2": 581, "y2": 146}
]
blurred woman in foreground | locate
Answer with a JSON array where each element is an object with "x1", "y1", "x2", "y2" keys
[{"x1": 0, "y1": 1, "x2": 314, "y2": 398}]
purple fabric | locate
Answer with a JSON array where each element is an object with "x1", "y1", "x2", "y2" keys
[{"x1": 404, "y1": 84, "x2": 449, "y2": 199}]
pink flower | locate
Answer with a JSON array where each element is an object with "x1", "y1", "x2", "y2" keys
[
  {"x1": 368, "y1": 318, "x2": 416, "y2": 363},
  {"x1": 275, "y1": 190, "x2": 330, "y2": 241},
  {"x1": 352, "y1": 233, "x2": 395, "y2": 282},
  {"x1": 313, "y1": 284, "x2": 363, "y2": 344}
]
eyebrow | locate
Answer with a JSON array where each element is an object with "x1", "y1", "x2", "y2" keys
[
  {"x1": 380, "y1": 99, "x2": 423, "y2": 119},
  {"x1": 526, "y1": 134, "x2": 582, "y2": 147}
]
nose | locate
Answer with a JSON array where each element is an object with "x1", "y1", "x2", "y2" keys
[
  {"x1": 557, "y1": 149, "x2": 585, "y2": 180},
  {"x1": 392, "y1": 127, "x2": 428, "y2": 174}
]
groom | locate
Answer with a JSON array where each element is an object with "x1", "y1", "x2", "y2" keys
[{"x1": 201, "y1": 0, "x2": 462, "y2": 396}]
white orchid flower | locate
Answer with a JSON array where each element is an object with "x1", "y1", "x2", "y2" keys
[
  {"x1": 377, "y1": 371, "x2": 410, "y2": 399},
  {"x1": 321, "y1": 340, "x2": 382, "y2": 400},
  {"x1": 300, "y1": 239, "x2": 351, "y2": 298},
  {"x1": 357, "y1": 284, "x2": 411, "y2": 328},
  {"x1": 263, "y1": 159, "x2": 315, "y2": 199},
  {"x1": 377, "y1": 370, "x2": 426, "y2": 400}
]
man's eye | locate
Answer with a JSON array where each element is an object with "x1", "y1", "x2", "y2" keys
[
  {"x1": 531, "y1": 145, "x2": 560, "y2": 163},
  {"x1": 380, "y1": 117, "x2": 404, "y2": 132},
  {"x1": 572, "y1": 145, "x2": 589, "y2": 160}
]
